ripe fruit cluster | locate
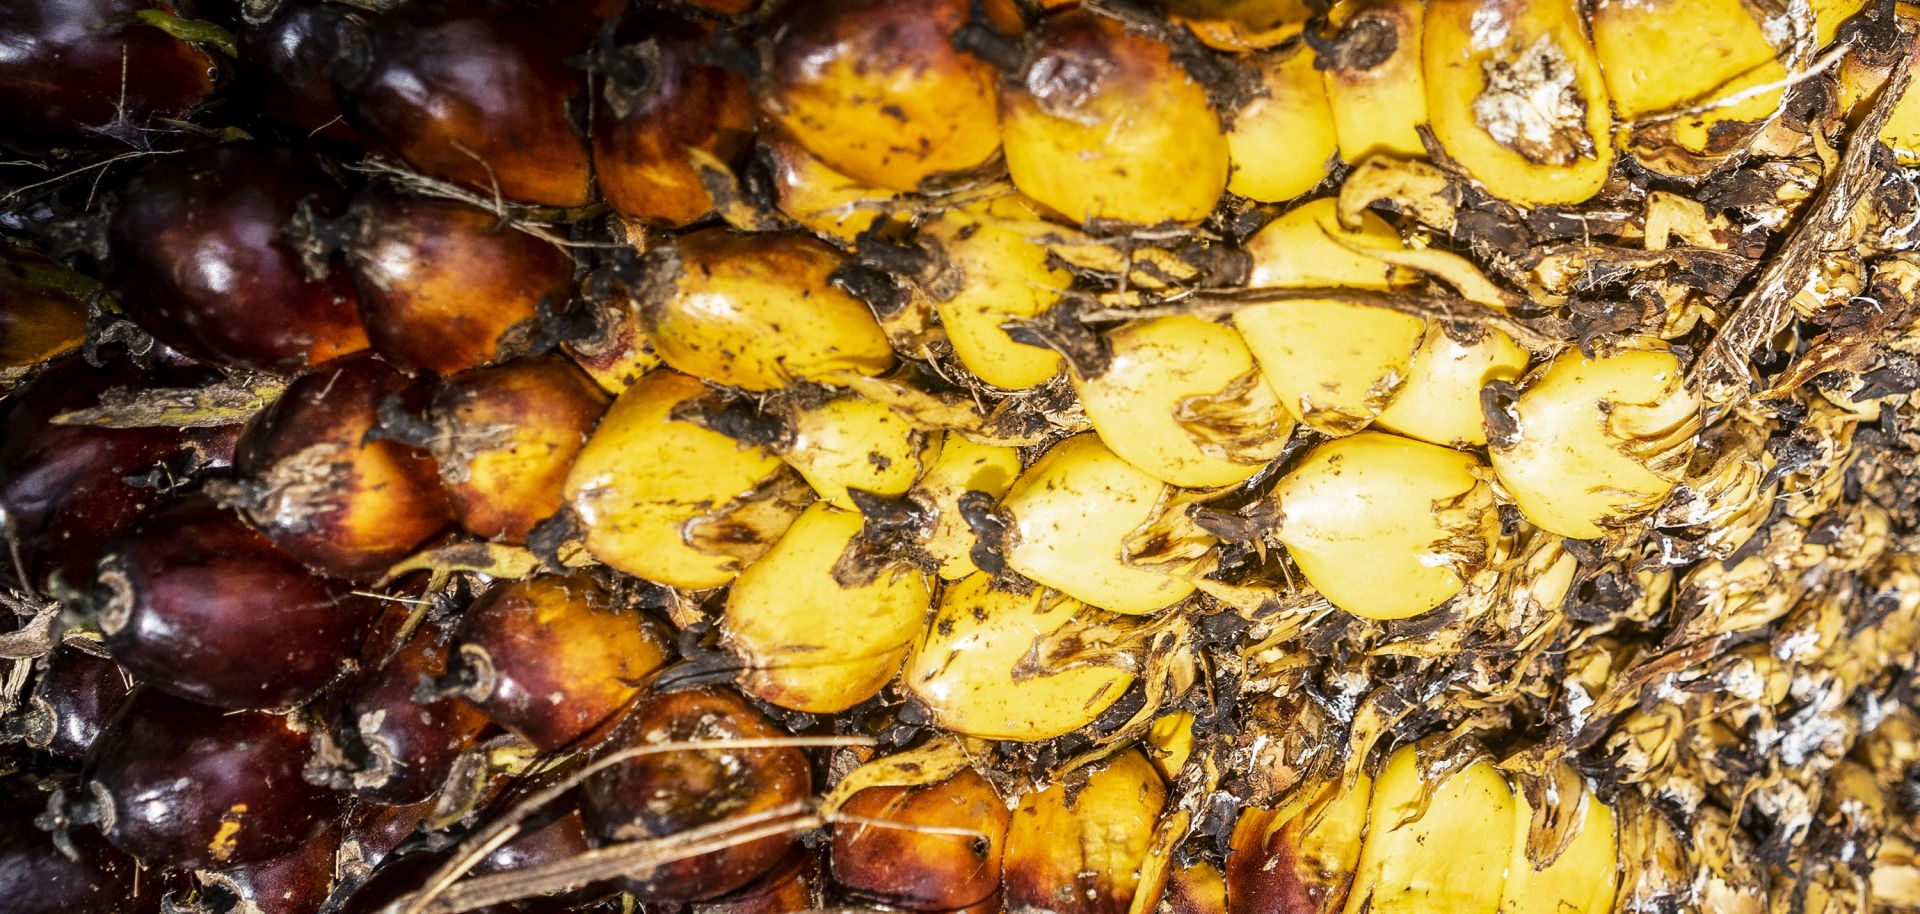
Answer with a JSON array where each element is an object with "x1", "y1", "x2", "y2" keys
[{"x1": 3, "y1": 0, "x2": 1920, "y2": 912}]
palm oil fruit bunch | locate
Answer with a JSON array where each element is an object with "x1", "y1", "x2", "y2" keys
[{"x1": 5, "y1": 0, "x2": 1920, "y2": 910}]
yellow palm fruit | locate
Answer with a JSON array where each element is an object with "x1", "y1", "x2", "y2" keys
[
  {"x1": 1236, "y1": 199, "x2": 1423, "y2": 435},
  {"x1": 920, "y1": 202, "x2": 1068, "y2": 389},
  {"x1": 915, "y1": 433, "x2": 1023, "y2": 580},
  {"x1": 1422, "y1": 0, "x2": 1615, "y2": 206},
  {"x1": 763, "y1": 128, "x2": 896, "y2": 245},
  {"x1": 1003, "y1": 751, "x2": 1167, "y2": 914},
  {"x1": 1145, "y1": 710, "x2": 1197, "y2": 781},
  {"x1": 1497, "y1": 768, "x2": 1619, "y2": 914},
  {"x1": 999, "y1": 433, "x2": 1210, "y2": 615},
  {"x1": 763, "y1": 0, "x2": 1000, "y2": 191},
  {"x1": 902, "y1": 572, "x2": 1135, "y2": 741},
  {"x1": 782, "y1": 395, "x2": 935, "y2": 511},
  {"x1": 1228, "y1": 43, "x2": 1340, "y2": 203},
  {"x1": 642, "y1": 230, "x2": 894, "y2": 391},
  {"x1": 1073, "y1": 315, "x2": 1294, "y2": 489},
  {"x1": 1372, "y1": 323, "x2": 1531, "y2": 447},
  {"x1": 1001, "y1": 9, "x2": 1229, "y2": 225},
  {"x1": 1162, "y1": 860, "x2": 1229, "y2": 914},
  {"x1": 1273, "y1": 431, "x2": 1498, "y2": 620},
  {"x1": 1343, "y1": 744, "x2": 1516, "y2": 914},
  {"x1": 1488, "y1": 342, "x2": 1701, "y2": 539},
  {"x1": 1321, "y1": 0, "x2": 1429, "y2": 162},
  {"x1": 1225, "y1": 773, "x2": 1374, "y2": 912},
  {"x1": 563, "y1": 370, "x2": 801, "y2": 589},
  {"x1": 565, "y1": 298, "x2": 662, "y2": 396},
  {"x1": 1590, "y1": 0, "x2": 1786, "y2": 167},
  {"x1": 1165, "y1": 0, "x2": 1313, "y2": 50},
  {"x1": 723, "y1": 502, "x2": 932, "y2": 713}
]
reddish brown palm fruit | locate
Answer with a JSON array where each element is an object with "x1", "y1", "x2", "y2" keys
[
  {"x1": 0, "y1": 0, "x2": 222, "y2": 155},
  {"x1": 762, "y1": 0, "x2": 999, "y2": 192},
  {"x1": 590, "y1": 13, "x2": 753, "y2": 227},
  {"x1": 432, "y1": 574, "x2": 672, "y2": 751},
  {"x1": 182, "y1": 819, "x2": 344, "y2": 914},
  {"x1": 334, "y1": 0, "x2": 593, "y2": 207},
  {"x1": 233, "y1": 354, "x2": 453, "y2": 581},
  {"x1": 469, "y1": 808, "x2": 619, "y2": 913},
  {"x1": 105, "y1": 144, "x2": 370, "y2": 372},
  {"x1": 0, "y1": 356, "x2": 196, "y2": 591},
  {"x1": 79, "y1": 689, "x2": 342, "y2": 870},
  {"x1": 831, "y1": 767, "x2": 1009, "y2": 910},
  {"x1": 92, "y1": 500, "x2": 379, "y2": 710},
  {"x1": 0, "y1": 248, "x2": 90, "y2": 372},
  {"x1": 338, "y1": 795, "x2": 437, "y2": 876},
  {"x1": 238, "y1": 2, "x2": 367, "y2": 145},
  {"x1": 694, "y1": 845, "x2": 827, "y2": 914},
  {"x1": 343, "y1": 190, "x2": 576, "y2": 375},
  {"x1": 307, "y1": 620, "x2": 492, "y2": 805},
  {"x1": 423, "y1": 354, "x2": 608, "y2": 543},
  {"x1": 1001, "y1": 751, "x2": 1168, "y2": 914},
  {"x1": 579, "y1": 687, "x2": 813, "y2": 901},
  {"x1": 12, "y1": 646, "x2": 133, "y2": 759},
  {"x1": 0, "y1": 777, "x2": 164, "y2": 914}
]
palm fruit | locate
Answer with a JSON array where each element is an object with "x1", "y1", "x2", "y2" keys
[
  {"x1": 763, "y1": 0, "x2": 999, "y2": 192},
  {"x1": 1224, "y1": 773, "x2": 1373, "y2": 913},
  {"x1": 914, "y1": 433, "x2": 1023, "y2": 580},
  {"x1": 237, "y1": 2, "x2": 365, "y2": 146},
  {"x1": 1001, "y1": 9, "x2": 1229, "y2": 225},
  {"x1": 997, "y1": 433, "x2": 1211, "y2": 615},
  {"x1": 1164, "y1": 0, "x2": 1313, "y2": 51},
  {"x1": 903, "y1": 572, "x2": 1135, "y2": 740},
  {"x1": 0, "y1": 777, "x2": 165, "y2": 914},
  {"x1": 1236, "y1": 199, "x2": 1423, "y2": 435},
  {"x1": 1319, "y1": 0, "x2": 1428, "y2": 163},
  {"x1": 1496, "y1": 766, "x2": 1618, "y2": 914},
  {"x1": 1227, "y1": 44, "x2": 1340, "y2": 202},
  {"x1": 638, "y1": 230, "x2": 895, "y2": 391},
  {"x1": 0, "y1": 249, "x2": 89, "y2": 375},
  {"x1": 1421, "y1": 0, "x2": 1615, "y2": 205},
  {"x1": 1341, "y1": 744, "x2": 1516, "y2": 914},
  {"x1": 1371, "y1": 323, "x2": 1529, "y2": 448},
  {"x1": 723, "y1": 501, "x2": 932, "y2": 713},
  {"x1": 781, "y1": 395, "x2": 934, "y2": 510},
  {"x1": 12, "y1": 647, "x2": 131, "y2": 759},
  {"x1": 761, "y1": 127, "x2": 899, "y2": 245},
  {"x1": 336, "y1": 0, "x2": 592, "y2": 207},
  {"x1": 342, "y1": 189, "x2": 575, "y2": 376},
  {"x1": 423, "y1": 354, "x2": 610, "y2": 544},
  {"x1": 436, "y1": 573, "x2": 673, "y2": 750},
  {"x1": 593, "y1": 12, "x2": 754, "y2": 228},
  {"x1": 1271, "y1": 431, "x2": 1499, "y2": 620},
  {"x1": 564, "y1": 370, "x2": 804, "y2": 589},
  {"x1": 1003, "y1": 750, "x2": 1167, "y2": 914},
  {"x1": 1071, "y1": 315, "x2": 1293, "y2": 489},
  {"x1": 831, "y1": 767, "x2": 1009, "y2": 909},
  {"x1": 1487, "y1": 341, "x2": 1701, "y2": 539},
  {"x1": 580, "y1": 687, "x2": 813, "y2": 901},
  {"x1": 918, "y1": 200, "x2": 1070, "y2": 389}
]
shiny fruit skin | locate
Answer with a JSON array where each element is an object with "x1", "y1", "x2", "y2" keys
[
  {"x1": 87, "y1": 689, "x2": 342, "y2": 870},
  {"x1": 0, "y1": 778, "x2": 163, "y2": 914},
  {"x1": 313, "y1": 620, "x2": 492, "y2": 805},
  {"x1": 106, "y1": 144, "x2": 370, "y2": 373},
  {"x1": 831, "y1": 768, "x2": 1009, "y2": 910},
  {"x1": 20, "y1": 646, "x2": 133, "y2": 759},
  {"x1": 235, "y1": 354, "x2": 453, "y2": 581},
  {"x1": 238, "y1": 2, "x2": 365, "y2": 145},
  {"x1": 581, "y1": 687, "x2": 813, "y2": 902},
  {"x1": 447, "y1": 573, "x2": 673, "y2": 751},
  {"x1": 336, "y1": 0, "x2": 593, "y2": 207},
  {"x1": 345, "y1": 189, "x2": 576, "y2": 376},
  {"x1": 0, "y1": 356, "x2": 196, "y2": 592},
  {"x1": 95, "y1": 500, "x2": 378, "y2": 711},
  {"x1": 426, "y1": 354, "x2": 609, "y2": 544},
  {"x1": 0, "y1": 0, "x2": 221, "y2": 155},
  {"x1": 593, "y1": 13, "x2": 754, "y2": 227}
]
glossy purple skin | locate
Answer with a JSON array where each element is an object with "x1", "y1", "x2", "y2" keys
[
  {"x1": 322, "y1": 625, "x2": 492, "y2": 804},
  {"x1": 0, "y1": 356, "x2": 194, "y2": 592},
  {"x1": 106, "y1": 144, "x2": 370, "y2": 372},
  {"x1": 194, "y1": 819, "x2": 343, "y2": 914},
  {"x1": 98, "y1": 501, "x2": 379, "y2": 710},
  {"x1": 238, "y1": 2, "x2": 365, "y2": 144},
  {"x1": 87, "y1": 690, "x2": 342, "y2": 870},
  {"x1": 26, "y1": 646, "x2": 133, "y2": 759},
  {"x1": 0, "y1": 0, "x2": 222, "y2": 155},
  {"x1": 0, "y1": 778, "x2": 164, "y2": 914}
]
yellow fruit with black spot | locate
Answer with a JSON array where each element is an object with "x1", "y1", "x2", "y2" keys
[
  {"x1": 921, "y1": 201, "x2": 1069, "y2": 390},
  {"x1": 1373, "y1": 323, "x2": 1531, "y2": 448},
  {"x1": 1321, "y1": 0, "x2": 1429, "y2": 162},
  {"x1": 1003, "y1": 751, "x2": 1167, "y2": 914},
  {"x1": 915, "y1": 433, "x2": 1024, "y2": 581},
  {"x1": 1228, "y1": 43, "x2": 1340, "y2": 202},
  {"x1": 783, "y1": 395, "x2": 933, "y2": 511}
]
